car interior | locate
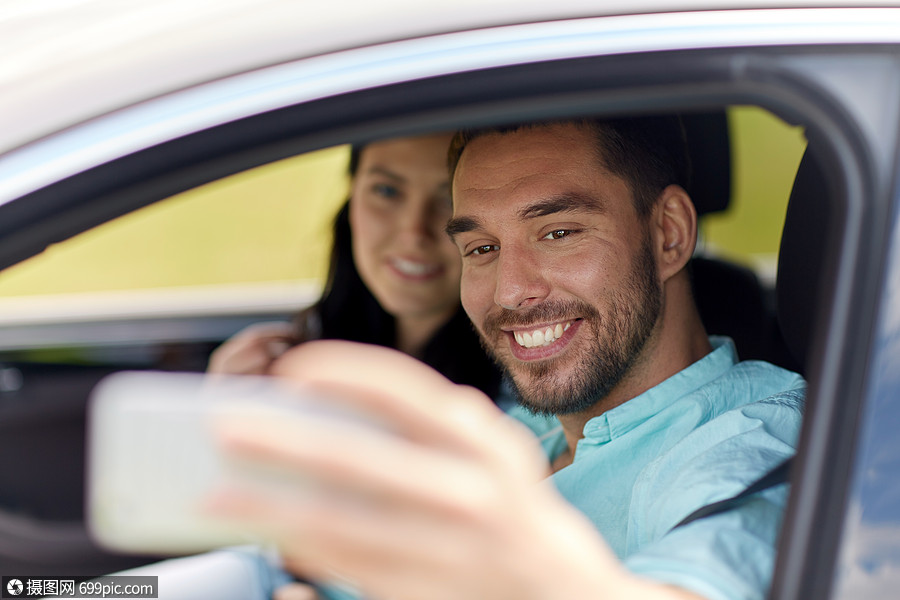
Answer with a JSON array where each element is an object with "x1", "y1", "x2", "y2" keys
[{"x1": 0, "y1": 59, "x2": 851, "y2": 582}]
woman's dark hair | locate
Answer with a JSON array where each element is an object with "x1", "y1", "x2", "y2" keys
[{"x1": 293, "y1": 144, "x2": 502, "y2": 398}]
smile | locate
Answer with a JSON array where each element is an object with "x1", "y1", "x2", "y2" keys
[
  {"x1": 389, "y1": 257, "x2": 443, "y2": 278},
  {"x1": 512, "y1": 320, "x2": 574, "y2": 348}
]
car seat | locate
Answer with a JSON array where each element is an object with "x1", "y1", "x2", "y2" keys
[
  {"x1": 682, "y1": 112, "x2": 796, "y2": 370},
  {"x1": 776, "y1": 140, "x2": 833, "y2": 374}
]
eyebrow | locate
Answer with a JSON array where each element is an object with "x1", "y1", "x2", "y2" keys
[
  {"x1": 517, "y1": 193, "x2": 606, "y2": 219},
  {"x1": 446, "y1": 192, "x2": 605, "y2": 239},
  {"x1": 365, "y1": 165, "x2": 405, "y2": 182},
  {"x1": 445, "y1": 215, "x2": 482, "y2": 238},
  {"x1": 366, "y1": 166, "x2": 451, "y2": 198}
]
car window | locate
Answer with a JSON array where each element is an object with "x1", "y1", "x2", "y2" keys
[
  {"x1": 702, "y1": 105, "x2": 806, "y2": 285},
  {"x1": 0, "y1": 146, "x2": 348, "y2": 365},
  {"x1": 0, "y1": 145, "x2": 349, "y2": 296},
  {"x1": 0, "y1": 97, "x2": 866, "y2": 600},
  {"x1": 0, "y1": 107, "x2": 802, "y2": 304},
  {"x1": 0, "y1": 106, "x2": 806, "y2": 377}
]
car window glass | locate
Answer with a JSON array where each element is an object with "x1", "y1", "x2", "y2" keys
[
  {"x1": 0, "y1": 145, "x2": 349, "y2": 297},
  {"x1": 701, "y1": 105, "x2": 806, "y2": 285},
  {"x1": 0, "y1": 108, "x2": 804, "y2": 303},
  {"x1": 0, "y1": 108, "x2": 805, "y2": 369}
]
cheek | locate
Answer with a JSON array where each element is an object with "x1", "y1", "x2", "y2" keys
[
  {"x1": 349, "y1": 200, "x2": 388, "y2": 256},
  {"x1": 460, "y1": 266, "x2": 493, "y2": 324},
  {"x1": 549, "y1": 244, "x2": 620, "y2": 294},
  {"x1": 565, "y1": 261, "x2": 613, "y2": 293},
  {"x1": 348, "y1": 201, "x2": 382, "y2": 287}
]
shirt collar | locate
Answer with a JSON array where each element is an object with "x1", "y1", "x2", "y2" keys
[{"x1": 580, "y1": 336, "x2": 738, "y2": 443}]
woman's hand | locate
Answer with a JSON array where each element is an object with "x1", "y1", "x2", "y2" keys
[{"x1": 207, "y1": 321, "x2": 298, "y2": 375}]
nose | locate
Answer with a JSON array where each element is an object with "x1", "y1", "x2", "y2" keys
[
  {"x1": 493, "y1": 246, "x2": 550, "y2": 310},
  {"x1": 397, "y1": 198, "x2": 439, "y2": 244}
]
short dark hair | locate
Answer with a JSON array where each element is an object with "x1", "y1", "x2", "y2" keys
[{"x1": 447, "y1": 115, "x2": 691, "y2": 218}]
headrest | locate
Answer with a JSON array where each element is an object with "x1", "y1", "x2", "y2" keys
[
  {"x1": 681, "y1": 111, "x2": 732, "y2": 216},
  {"x1": 776, "y1": 143, "x2": 833, "y2": 371}
]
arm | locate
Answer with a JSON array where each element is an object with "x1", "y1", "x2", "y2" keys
[{"x1": 208, "y1": 340, "x2": 707, "y2": 600}]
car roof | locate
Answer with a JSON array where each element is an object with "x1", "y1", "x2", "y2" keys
[{"x1": 3, "y1": 0, "x2": 900, "y2": 157}]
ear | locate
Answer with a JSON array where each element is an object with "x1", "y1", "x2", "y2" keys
[{"x1": 651, "y1": 184, "x2": 698, "y2": 283}]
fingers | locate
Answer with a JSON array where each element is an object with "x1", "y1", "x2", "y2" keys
[
  {"x1": 208, "y1": 322, "x2": 298, "y2": 375},
  {"x1": 269, "y1": 341, "x2": 544, "y2": 472},
  {"x1": 213, "y1": 408, "x2": 504, "y2": 521},
  {"x1": 207, "y1": 486, "x2": 519, "y2": 600},
  {"x1": 210, "y1": 340, "x2": 551, "y2": 516},
  {"x1": 203, "y1": 339, "x2": 643, "y2": 600},
  {"x1": 207, "y1": 471, "x2": 620, "y2": 600}
]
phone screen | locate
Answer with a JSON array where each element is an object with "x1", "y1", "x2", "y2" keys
[{"x1": 87, "y1": 371, "x2": 330, "y2": 554}]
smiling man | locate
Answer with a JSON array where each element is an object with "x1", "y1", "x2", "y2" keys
[
  {"x1": 448, "y1": 119, "x2": 702, "y2": 415},
  {"x1": 443, "y1": 116, "x2": 805, "y2": 594},
  {"x1": 212, "y1": 116, "x2": 805, "y2": 600},
  {"x1": 446, "y1": 118, "x2": 718, "y2": 456}
]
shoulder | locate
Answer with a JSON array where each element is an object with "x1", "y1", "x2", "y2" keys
[
  {"x1": 662, "y1": 359, "x2": 805, "y2": 477},
  {"x1": 718, "y1": 359, "x2": 806, "y2": 427},
  {"x1": 705, "y1": 358, "x2": 806, "y2": 413},
  {"x1": 632, "y1": 360, "x2": 805, "y2": 528}
]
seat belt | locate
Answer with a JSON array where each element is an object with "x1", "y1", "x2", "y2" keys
[{"x1": 674, "y1": 457, "x2": 794, "y2": 529}]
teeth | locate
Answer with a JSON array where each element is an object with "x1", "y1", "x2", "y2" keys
[
  {"x1": 392, "y1": 258, "x2": 439, "y2": 276},
  {"x1": 513, "y1": 321, "x2": 573, "y2": 348}
]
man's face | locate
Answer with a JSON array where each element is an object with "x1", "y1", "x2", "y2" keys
[{"x1": 448, "y1": 124, "x2": 663, "y2": 415}]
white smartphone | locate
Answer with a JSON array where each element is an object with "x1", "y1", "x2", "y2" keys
[{"x1": 86, "y1": 370, "x2": 376, "y2": 556}]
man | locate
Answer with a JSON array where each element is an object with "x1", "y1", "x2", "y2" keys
[{"x1": 211, "y1": 116, "x2": 805, "y2": 600}]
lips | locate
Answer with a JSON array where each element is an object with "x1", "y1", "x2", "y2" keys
[
  {"x1": 505, "y1": 319, "x2": 581, "y2": 361},
  {"x1": 388, "y1": 256, "x2": 444, "y2": 280},
  {"x1": 512, "y1": 321, "x2": 574, "y2": 348}
]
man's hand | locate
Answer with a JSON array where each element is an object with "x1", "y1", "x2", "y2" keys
[
  {"x1": 207, "y1": 340, "x2": 704, "y2": 600},
  {"x1": 272, "y1": 582, "x2": 320, "y2": 600}
]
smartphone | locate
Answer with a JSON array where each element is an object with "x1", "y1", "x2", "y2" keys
[{"x1": 86, "y1": 370, "x2": 374, "y2": 555}]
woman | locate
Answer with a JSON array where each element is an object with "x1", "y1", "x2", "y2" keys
[{"x1": 208, "y1": 133, "x2": 501, "y2": 398}]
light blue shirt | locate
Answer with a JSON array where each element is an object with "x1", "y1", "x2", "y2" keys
[{"x1": 508, "y1": 337, "x2": 805, "y2": 600}]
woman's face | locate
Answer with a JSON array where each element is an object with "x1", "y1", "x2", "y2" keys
[{"x1": 349, "y1": 133, "x2": 461, "y2": 323}]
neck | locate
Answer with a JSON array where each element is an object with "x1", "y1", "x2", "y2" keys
[
  {"x1": 553, "y1": 274, "x2": 711, "y2": 472},
  {"x1": 395, "y1": 309, "x2": 456, "y2": 358}
]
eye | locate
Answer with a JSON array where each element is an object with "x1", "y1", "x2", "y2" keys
[
  {"x1": 469, "y1": 244, "x2": 500, "y2": 256},
  {"x1": 543, "y1": 229, "x2": 572, "y2": 240},
  {"x1": 372, "y1": 183, "x2": 401, "y2": 199}
]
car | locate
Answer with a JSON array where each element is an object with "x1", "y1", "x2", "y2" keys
[{"x1": 1, "y1": 1, "x2": 900, "y2": 598}]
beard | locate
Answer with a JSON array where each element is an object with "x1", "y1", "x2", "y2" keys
[{"x1": 479, "y1": 235, "x2": 662, "y2": 416}]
